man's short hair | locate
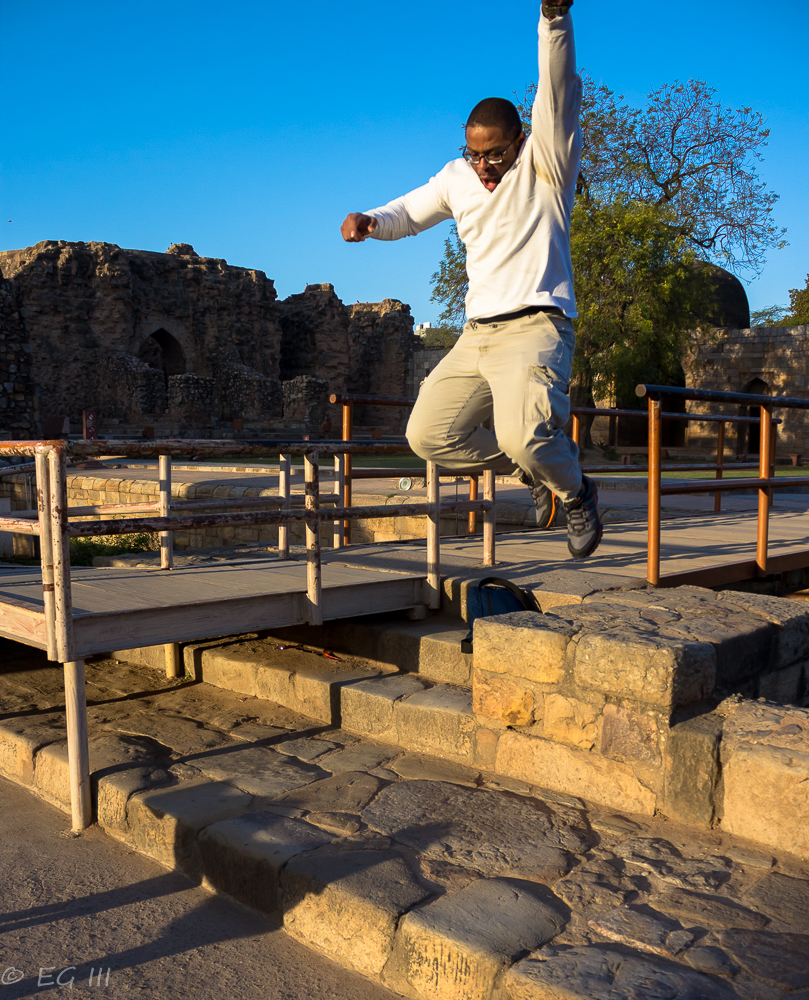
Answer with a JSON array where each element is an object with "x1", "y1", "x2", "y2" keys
[{"x1": 466, "y1": 98, "x2": 522, "y2": 140}]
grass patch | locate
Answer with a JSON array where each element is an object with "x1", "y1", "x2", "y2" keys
[{"x1": 70, "y1": 532, "x2": 157, "y2": 566}]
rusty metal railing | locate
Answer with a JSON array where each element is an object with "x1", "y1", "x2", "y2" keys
[{"x1": 636, "y1": 385, "x2": 809, "y2": 587}]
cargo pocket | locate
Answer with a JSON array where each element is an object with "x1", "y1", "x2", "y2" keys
[{"x1": 524, "y1": 364, "x2": 571, "y2": 429}]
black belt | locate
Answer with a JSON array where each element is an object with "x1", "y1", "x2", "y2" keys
[{"x1": 472, "y1": 305, "x2": 565, "y2": 325}]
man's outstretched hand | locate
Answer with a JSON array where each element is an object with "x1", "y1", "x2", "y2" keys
[{"x1": 341, "y1": 213, "x2": 377, "y2": 242}]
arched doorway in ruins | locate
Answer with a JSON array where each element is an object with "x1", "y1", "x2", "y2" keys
[
  {"x1": 137, "y1": 328, "x2": 187, "y2": 384},
  {"x1": 741, "y1": 377, "x2": 769, "y2": 455}
]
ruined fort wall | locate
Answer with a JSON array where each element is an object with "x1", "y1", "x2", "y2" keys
[
  {"x1": 683, "y1": 324, "x2": 809, "y2": 455},
  {"x1": 0, "y1": 241, "x2": 420, "y2": 437},
  {"x1": 0, "y1": 276, "x2": 35, "y2": 438}
]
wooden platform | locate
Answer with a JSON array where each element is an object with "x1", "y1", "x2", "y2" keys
[{"x1": 0, "y1": 559, "x2": 424, "y2": 659}]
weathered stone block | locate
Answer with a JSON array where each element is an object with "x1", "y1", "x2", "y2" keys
[
  {"x1": 473, "y1": 612, "x2": 575, "y2": 684},
  {"x1": 97, "y1": 765, "x2": 172, "y2": 833},
  {"x1": 396, "y1": 878, "x2": 567, "y2": 1000},
  {"x1": 0, "y1": 718, "x2": 64, "y2": 786},
  {"x1": 663, "y1": 713, "x2": 722, "y2": 827},
  {"x1": 126, "y1": 779, "x2": 254, "y2": 873},
  {"x1": 723, "y1": 742, "x2": 809, "y2": 857},
  {"x1": 600, "y1": 704, "x2": 660, "y2": 763},
  {"x1": 198, "y1": 811, "x2": 331, "y2": 915},
  {"x1": 507, "y1": 946, "x2": 738, "y2": 1000},
  {"x1": 192, "y1": 745, "x2": 323, "y2": 798},
  {"x1": 279, "y1": 770, "x2": 384, "y2": 814},
  {"x1": 341, "y1": 674, "x2": 427, "y2": 740},
  {"x1": 495, "y1": 731, "x2": 657, "y2": 815},
  {"x1": 574, "y1": 632, "x2": 715, "y2": 709},
  {"x1": 395, "y1": 686, "x2": 476, "y2": 762},
  {"x1": 281, "y1": 847, "x2": 432, "y2": 978},
  {"x1": 757, "y1": 664, "x2": 804, "y2": 703},
  {"x1": 201, "y1": 648, "x2": 258, "y2": 697},
  {"x1": 362, "y1": 780, "x2": 588, "y2": 880},
  {"x1": 545, "y1": 694, "x2": 599, "y2": 750},
  {"x1": 474, "y1": 727, "x2": 501, "y2": 769},
  {"x1": 473, "y1": 669, "x2": 537, "y2": 727}
]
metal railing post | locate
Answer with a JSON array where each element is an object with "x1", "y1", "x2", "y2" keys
[
  {"x1": 35, "y1": 448, "x2": 57, "y2": 661},
  {"x1": 647, "y1": 398, "x2": 662, "y2": 586},
  {"x1": 426, "y1": 460, "x2": 441, "y2": 609},
  {"x1": 468, "y1": 475, "x2": 479, "y2": 535},
  {"x1": 158, "y1": 454, "x2": 173, "y2": 570},
  {"x1": 714, "y1": 421, "x2": 725, "y2": 514},
  {"x1": 305, "y1": 451, "x2": 323, "y2": 625},
  {"x1": 342, "y1": 402, "x2": 353, "y2": 544},
  {"x1": 333, "y1": 454, "x2": 345, "y2": 548},
  {"x1": 483, "y1": 469, "x2": 496, "y2": 567},
  {"x1": 757, "y1": 405, "x2": 773, "y2": 575},
  {"x1": 278, "y1": 453, "x2": 291, "y2": 559},
  {"x1": 571, "y1": 412, "x2": 581, "y2": 450}
]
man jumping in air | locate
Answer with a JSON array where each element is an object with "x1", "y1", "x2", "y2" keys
[{"x1": 340, "y1": 1, "x2": 601, "y2": 559}]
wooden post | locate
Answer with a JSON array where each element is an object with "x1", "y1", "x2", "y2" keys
[
  {"x1": 64, "y1": 658, "x2": 92, "y2": 831},
  {"x1": 647, "y1": 398, "x2": 662, "y2": 586},
  {"x1": 305, "y1": 451, "x2": 323, "y2": 625},
  {"x1": 483, "y1": 469, "x2": 496, "y2": 567},
  {"x1": 468, "y1": 475, "x2": 479, "y2": 535},
  {"x1": 333, "y1": 454, "x2": 345, "y2": 548},
  {"x1": 48, "y1": 445, "x2": 74, "y2": 663},
  {"x1": 35, "y1": 450, "x2": 57, "y2": 661},
  {"x1": 714, "y1": 421, "x2": 725, "y2": 514},
  {"x1": 426, "y1": 460, "x2": 440, "y2": 609},
  {"x1": 757, "y1": 405, "x2": 772, "y2": 575},
  {"x1": 158, "y1": 455, "x2": 180, "y2": 676},
  {"x1": 158, "y1": 454, "x2": 173, "y2": 570},
  {"x1": 278, "y1": 453, "x2": 291, "y2": 559},
  {"x1": 48, "y1": 446, "x2": 90, "y2": 831},
  {"x1": 342, "y1": 402, "x2": 353, "y2": 544}
]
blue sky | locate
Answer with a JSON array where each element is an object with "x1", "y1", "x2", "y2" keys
[{"x1": 2, "y1": 0, "x2": 807, "y2": 324}]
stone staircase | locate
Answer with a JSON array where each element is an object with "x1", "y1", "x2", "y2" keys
[{"x1": 115, "y1": 584, "x2": 809, "y2": 855}]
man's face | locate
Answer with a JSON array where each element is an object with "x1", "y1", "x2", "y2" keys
[{"x1": 464, "y1": 125, "x2": 525, "y2": 192}]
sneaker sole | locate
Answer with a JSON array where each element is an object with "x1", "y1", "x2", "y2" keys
[{"x1": 568, "y1": 481, "x2": 602, "y2": 560}]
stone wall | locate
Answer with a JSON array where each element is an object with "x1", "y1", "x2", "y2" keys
[
  {"x1": 279, "y1": 285, "x2": 418, "y2": 433},
  {"x1": 683, "y1": 324, "x2": 809, "y2": 455},
  {"x1": 408, "y1": 346, "x2": 449, "y2": 399},
  {"x1": 0, "y1": 276, "x2": 35, "y2": 438},
  {"x1": 1, "y1": 243, "x2": 419, "y2": 437},
  {"x1": 0, "y1": 240, "x2": 283, "y2": 433}
]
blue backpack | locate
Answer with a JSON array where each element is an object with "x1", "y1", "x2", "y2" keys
[{"x1": 461, "y1": 577, "x2": 541, "y2": 653}]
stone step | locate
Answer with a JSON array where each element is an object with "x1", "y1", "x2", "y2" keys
[{"x1": 3, "y1": 650, "x2": 809, "y2": 1000}]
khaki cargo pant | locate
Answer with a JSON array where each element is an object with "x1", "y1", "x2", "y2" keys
[{"x1": 406, "y1": 309, "x2": 582, "y2": 503}]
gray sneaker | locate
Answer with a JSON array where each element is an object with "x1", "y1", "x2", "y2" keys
[
  {"x1": 564, "y1": 475, "x2": 602, "y2": 559},
  {"x1": 519, "y1": 471, "x2": 558, "y2": 530}
]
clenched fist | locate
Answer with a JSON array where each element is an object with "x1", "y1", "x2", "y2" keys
[{"x1": 341, "y1": 213, "x2": 378, "y2": 242}]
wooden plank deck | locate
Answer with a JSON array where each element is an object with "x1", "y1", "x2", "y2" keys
[{"x1": 0, "y1": 559, "x2": 425, "y2": 659}]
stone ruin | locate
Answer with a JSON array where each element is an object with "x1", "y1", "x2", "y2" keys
[{"x1": 0, "y1": 241, "x2": 420, "y2": 439}]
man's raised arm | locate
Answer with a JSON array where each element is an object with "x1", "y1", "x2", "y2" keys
[
  {"x1": 340, "y1": 173, "x2": 454, "y2": 243},
  {"x1": 532, "y1": 2, "x2": 582, "y2": 190}
]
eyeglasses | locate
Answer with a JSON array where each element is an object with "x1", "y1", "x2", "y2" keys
[{"x1": 463, "y1": 135, "x2": 519, "y2": 165}]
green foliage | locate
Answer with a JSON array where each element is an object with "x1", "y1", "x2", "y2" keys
[
  {"x1": 785, "y1": 274, "x2": 809, "y2": 325},
  {"x1": 750, "y1": 304, "x2": 789, "y2": 327},
  {"x1": 70, "y1": 532, "x2": 157, "y2": 566},
  {"x1": 430, "y1": 225, "x2": 468, "y2": 327},
  {"x1": 421, "y1": 325, "x2": 461, "y2": 348},
  {"x1": 571, "y1": 197, "x2": 710, "y2": 404}
]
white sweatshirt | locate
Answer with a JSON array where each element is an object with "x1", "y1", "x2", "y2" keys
[{"x1": 366, "y1": 11, "x2": 582, "y2": 320}]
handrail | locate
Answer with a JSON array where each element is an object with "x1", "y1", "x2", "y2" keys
[
  {"x1": 0, "y1": 438, "x2": 495, "y2": 832},
  {"x1": 635, "y1": 382, "x2": 809, "y2": 586},
  {"x1": 637, "y1": 383, "x2": 809, "y2": 409}
]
